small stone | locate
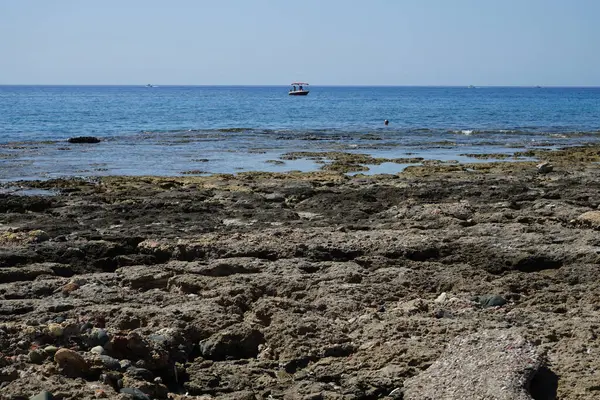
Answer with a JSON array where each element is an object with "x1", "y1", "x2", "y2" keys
[
  {"x1": 80, "y1": 322, "x2": 93, "y2": 332},
  {"x1": 44, "y1": 346, "x2": 58, "y2": 355},
  {"x1": 126, "y1": 366, "x2": 154, "y2": 381},
  {"x1": 147, "y1": 334, "x2": 168, "y2": 345},
  {"x1": 99, "y1": 355, "x2": 121, "y2": 371},
  {"x1": 119, "y1": 387, "x2": 150, "y2": 400},
  {"x1": 29, "y1": 349, "x2": 46, "y2": 364},
  {"x1": 90, "y1": 346, "x2": 105, "y2": 355},
  {"x1": 61, "y1": 281, "x2": 80, "y2": 295},
  {"x1": 119, "y1": 359, "x2": 133, "y2": 370},
  {"x1": 90, "y1": 328, "x2": 110, "y2": 346},
  {"x1": 434, "y1": 292, "x2": 448, "y2": 303},
  {"x1": 52, "y1": 316, "x2": 66, "y2": 323},
  {"x1": 30, "y1": 391, "x2": 54, "y2": 400},
  {"x1": 434, "y1": 309, "x2": 453, "y2": 319},
  {"x1": 475, "y1": 294, "x2": 507, "y2": 308},
  {"x1": 54, "y1": 348, "x2": 88, "y2": 377},
  {"x1": 48, "y1": 323, "x2": 64, "y2": 337},
  {"x1": 536, "y1": 161, "x2": 553, "y2": 174}
]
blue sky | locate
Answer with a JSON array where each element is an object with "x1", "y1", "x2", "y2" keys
[{"x1": 0, "y1": 0, "x2": 598, "y2": 85}]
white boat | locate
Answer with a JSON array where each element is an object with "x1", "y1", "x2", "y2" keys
[{"x1": 289, "y1": 82, "x2": 309, "y2": 96}]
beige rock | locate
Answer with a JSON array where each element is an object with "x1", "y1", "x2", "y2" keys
[
  {"x1": 403, "y1": 330, "x2": 553, "y2": 400},
  {"x1": 577, "y1": 211, "x2": 600, "y2": 229}
]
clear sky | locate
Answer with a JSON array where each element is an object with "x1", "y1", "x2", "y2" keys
[{"x1": 1, "y1": 0, "x2": 598, "y2": 86}]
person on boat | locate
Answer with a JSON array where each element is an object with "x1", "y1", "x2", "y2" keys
[
  {"x1": 293, "y1": 86, "x2": 297, "y2": 92},
  {"x1": 299, "y1": 85, "x2": 303, "y2": 91}
]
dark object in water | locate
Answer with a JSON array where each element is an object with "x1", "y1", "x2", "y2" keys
[
  {"x1": 384, "y1": 119, "x2": 389, "y2": 126},
  {"x1": 67, "y1": 136, "x2": 101, "y2": 144}
]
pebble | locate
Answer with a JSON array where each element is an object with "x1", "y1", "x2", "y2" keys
[
  {"x1": 52, "y1": 316, "x2": 66, "y2": 324},
  {"x1": 119, "y1": 387, "x2": 151, "y2": 400},
  {"x1": 47, "y1": 323, "x2": 64, "y2": 337},
  {"x1": 90, "y1": 328, "x2": 110, "y2": 346},
  {"x1": 119, "y1": 359, "x2": 133, "y2": 370},
  {"x1": 44, "y1": 345, "x2": 58, "y2": 356},
  {"x1": 28, "y1": 349, "x2": 46, "y2": 364},
  {"x1": 434, "y1": 292, "x2": 448, "y2": 303},
  {"x1": 147, "y1": 334, "x2": 168, "y2": 345},
  {"x1": 127, "y1": 366, "x2": 154, "y2": 381},
  {"x1": 90, "y1": 346, "x2": 106, "y2": 355},
  {"x1": 54, "y1": 348, "x2": 88, "y2": 376},
  {"x1": 80, "y1": 322, "x2": 93, "y2": 332},
  {"x1": 98, "y1": 355, "x2": 121, "y2": 371}
]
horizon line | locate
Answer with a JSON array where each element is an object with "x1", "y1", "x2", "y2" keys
[{"x1": 1, "y1": 84, "x2": 600, "y2": 88}]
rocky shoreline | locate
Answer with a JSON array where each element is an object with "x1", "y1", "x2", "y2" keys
[{"x1": 1, "y1": 145, "x2": 600, "y2": 399}]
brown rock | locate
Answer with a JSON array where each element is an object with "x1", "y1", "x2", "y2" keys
[{"x1": 54, "y1": 348, "x2": 89, "y2": 377}]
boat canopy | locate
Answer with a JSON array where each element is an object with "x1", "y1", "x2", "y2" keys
[{"x1": 291, "y1": 82, "x2": 309, "y2": 86}]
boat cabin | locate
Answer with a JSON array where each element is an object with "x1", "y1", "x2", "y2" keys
[{"x1": 289, "y1": 82, "x2": 310, "y2": 96}]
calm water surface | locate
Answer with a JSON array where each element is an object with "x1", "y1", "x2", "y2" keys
[{"x1": 0, "y1": 86, "x2": 599, "y2": 180}]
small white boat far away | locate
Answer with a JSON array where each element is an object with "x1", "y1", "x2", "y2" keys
[{"x1": 289, "y1": 82, "x2": 309, "y2": 96}]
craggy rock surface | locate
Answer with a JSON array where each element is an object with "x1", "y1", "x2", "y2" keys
[
  {"x1": 403, "y1": 330, "x2": 554, "y2": 400},
  {"x1": 0, "y1": 146, "x2": 600, "y2": 399}
]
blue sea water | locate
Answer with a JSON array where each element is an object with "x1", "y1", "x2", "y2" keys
[{"x1": 0, "y1": 85, "x2": 599, "y2": 180}]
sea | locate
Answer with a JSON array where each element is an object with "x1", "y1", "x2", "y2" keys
[{"x1": 0, "y1": 85, "x2": 599, "y2": 181}]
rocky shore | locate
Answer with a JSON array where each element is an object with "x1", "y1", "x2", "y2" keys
[{"x1": 1, "y1": 145, "x2": 599, "y2": 399}]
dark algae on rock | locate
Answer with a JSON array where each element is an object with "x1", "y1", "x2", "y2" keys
[{"x1": 0, "y1": 145, "x2": 599, "y2": 399}]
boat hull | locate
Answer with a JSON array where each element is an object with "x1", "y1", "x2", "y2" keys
[{"x1": 289, "y1": 91, "x2": 309, "y2": 96}]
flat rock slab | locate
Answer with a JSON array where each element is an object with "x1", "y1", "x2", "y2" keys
[{"x1": 403, "y1": 329, "x2": 554, "y2": 400}]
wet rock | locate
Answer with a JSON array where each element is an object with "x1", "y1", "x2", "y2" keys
[
  {"x1": 403, "y1": 330, "x2": 553, "y2": 400},
  {"x1": 44, "y1": 345, "x2": 58, "y2": 356},
  {"x1": 67, "y1": 136, "x2": 101, "y2": 144},
  {"x1": 199, "y1": 325, "x2": 265, "y2": 360},
  {"x1": 54, "y1": 348, "x2": 89, "y2": 377}
]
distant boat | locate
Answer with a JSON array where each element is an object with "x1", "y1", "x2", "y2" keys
[
  {"x1": 289, "y1": 82, "x2": 310, "y2": 96},
  {"x1": 468, "y1": 85, "x2": 476, "y2": 89},
  {"x1": 146, "y1": 84, "x2": 157, "y2": 88}
]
